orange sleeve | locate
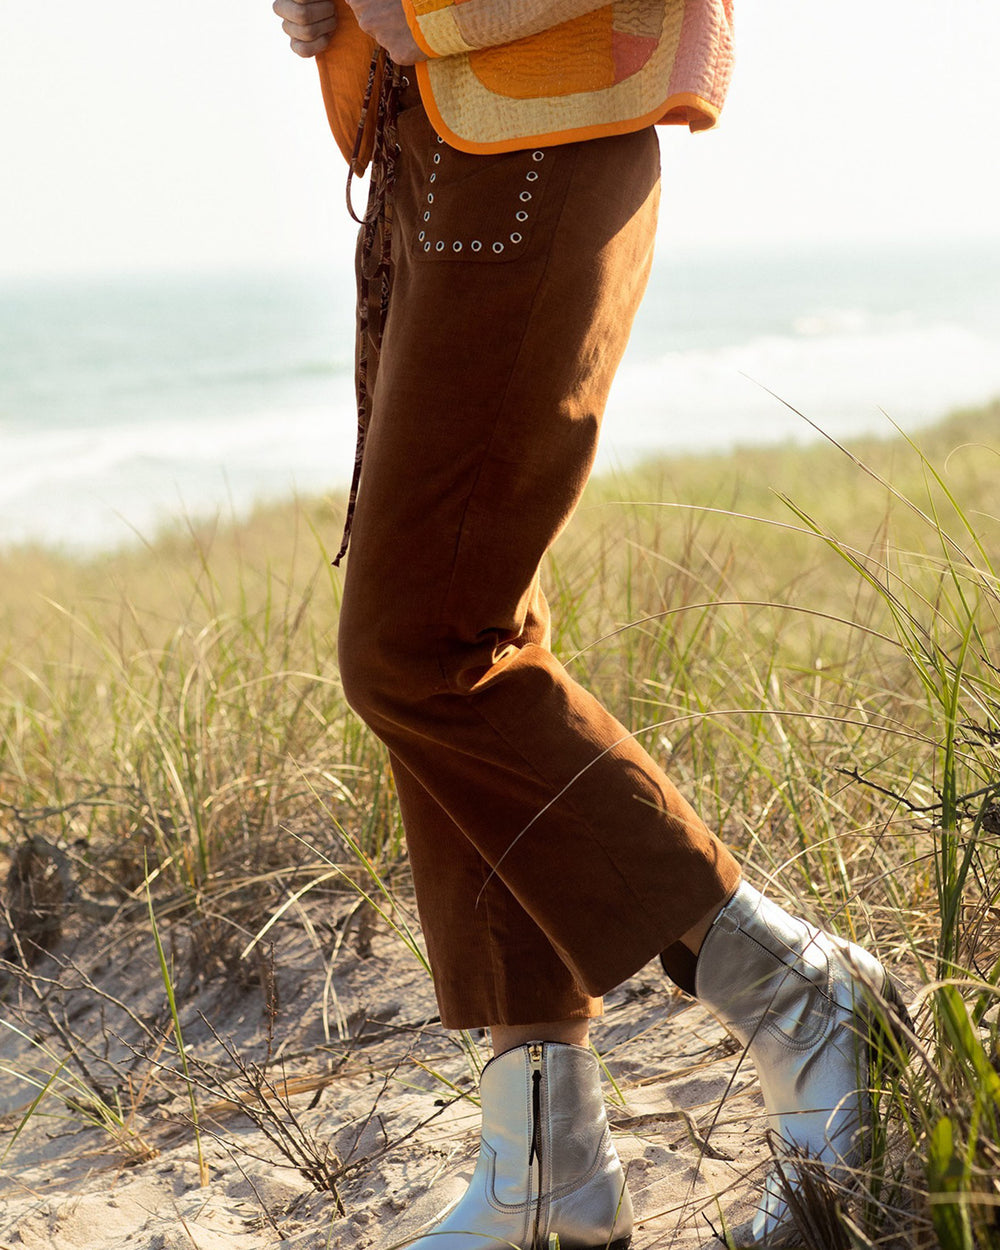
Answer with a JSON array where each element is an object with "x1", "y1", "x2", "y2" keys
[{"x1": 314, "y1": 0, "x2": 379, "y2": 169}]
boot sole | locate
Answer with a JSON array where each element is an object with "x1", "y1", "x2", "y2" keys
[
  {"x1": 548, "y1": 1241, "x2": 630, "y2": 1250},
  {"x1": 860, "y1": 973, "x2": 914, "y2": 1143},
  {"x1": 543, "y1": 1235, "x2": 631, "y2": 1249},
  {"x1": 868, "y1": 974, "x2": 914, "y2": 1069}
]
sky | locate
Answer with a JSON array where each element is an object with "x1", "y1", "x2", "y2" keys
[{"x1": 2, "y1": 0, "x2": 1000, "y2": 278}]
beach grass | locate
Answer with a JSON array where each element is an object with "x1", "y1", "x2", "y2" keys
[{"x1": 1, "y1": 401, "x2": 999, "y2": 1245}]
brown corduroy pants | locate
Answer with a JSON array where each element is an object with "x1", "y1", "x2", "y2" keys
[{"x1": 337, "y1": 87, "x2": 742, "y2": 1029}]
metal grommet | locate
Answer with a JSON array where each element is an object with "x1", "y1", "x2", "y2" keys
[
  {"x1": 510, "y1": 233, "x2": 522, "y2": 244},
  {"x1": 427, "y1": 193, "x2": 434, "y2": 203},
  {"x1": 532, "y1": 151, "x2": 544, "y2": 161},
  {"x1": 519, "y1": 191, "x2": 532, "y2": 202},
  {"x1": 430, "y1": 172, "x2": 437, "y2": 183},
  {"x1": 515, "y1": 211, "x2": 528, "y2": 222},
  {"x1": 423, "y1": 211, "x2": 431, "y2": 221},
  {"x1": 401, "y1": 75, "x2": 410, "y2": 87},
  {"x1": 436, "y1": 241, "x2": 445, "y2": 252},
  {"x1": 436, "y1": 135, "x2": 444, "y2": 144},
  {"x1": 471, "y1": 240, "x2": 482, "y2": 252},
  {"x1": 433, "y1": 153, "x2": 441, "y2": 164},
  {"x1": 418, "y1": 230, "x2": 426, "y2": 241},
  {"x1": 526, "y1": 170, "x2": 539, "y2": 182},
  {"x1": 492, "y1": 241, "x2": 504, "y2": 253},
  {"x1": 453, "y1": 241, "x2": 462, "y2": 252},
  {"x1": 423, "y1": 242, "x2": 431, "y2": 252}
]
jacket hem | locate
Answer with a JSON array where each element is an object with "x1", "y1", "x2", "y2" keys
[{"x1": 414, "y1": 66, "x2": 720, "y2": 152}]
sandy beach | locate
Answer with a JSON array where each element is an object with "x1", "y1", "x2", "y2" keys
[
  {"x1": 1, "y1": 878, "x2": 775, "y2": 1249},
  {"x1": 6, "y1": 410, "x2": 1000, "y2": 1248}
]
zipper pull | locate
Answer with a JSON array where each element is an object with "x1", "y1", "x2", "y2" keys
[{"x1": 528, "y1": 1043, "x2": 543, "y2": 1166}]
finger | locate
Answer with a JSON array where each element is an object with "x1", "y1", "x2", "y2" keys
[
  {"x1": 289, "y1": 33, "x2": 335, "y2": 57},
  {"x1": 273, "y1": 0, "x2": 337, "y2": 20},
  {"x1": 281, "y1": 15, "x2": 338, "y2": 42}
]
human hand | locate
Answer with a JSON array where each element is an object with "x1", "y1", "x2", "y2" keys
[
  {"x1": 273, "y1": 0, "x2": 338, "y2": 58},
  {"x1": 344, "y1": 0, "x2": 427, "y2": 63}
]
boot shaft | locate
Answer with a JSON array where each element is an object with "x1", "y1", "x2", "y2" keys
[
  {"x1": 480, "y1": 1042, "x2": 618, "y2": 1202},
  {"x1": 695, "y1": 881, "x2": 887, "y2": 1046},
  {"x1": 432, "y1": 1041, "x2": 632, "y2": 1250}
]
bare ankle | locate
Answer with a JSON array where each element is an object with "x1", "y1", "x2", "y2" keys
[
  {"x1": 490, "y1": 1018, "x2": 590, "y2": 1056},
  {"x1": 679, "y1": 885, "x2": 741, "y2": 956}
]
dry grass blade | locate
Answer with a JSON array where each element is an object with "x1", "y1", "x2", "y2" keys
[{"x1": 0, "y1": 406, "x2": 998, "y2": 1246}]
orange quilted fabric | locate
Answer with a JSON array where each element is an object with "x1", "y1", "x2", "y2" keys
[{"x1": 318, "y1": 0, "x2": 734, "y2": 163}]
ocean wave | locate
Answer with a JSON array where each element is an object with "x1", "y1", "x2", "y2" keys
[
  {"x1": 3, "y1": 298, "x2": 998, "y2": 551},
  {"x1": 0, "y1": 403, "x2": 358, "y2": 550},
  {"x1": 601, "y1": 321, "x2": 1000, "y2": 464}
]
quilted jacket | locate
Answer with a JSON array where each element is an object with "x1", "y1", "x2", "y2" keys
[{"x1": 316, "y1": 0, "x2": 733, "y2": 166}]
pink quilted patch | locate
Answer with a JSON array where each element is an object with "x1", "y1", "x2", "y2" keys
[{"x1": 612, "y1": 31, "x2": 657, "y2": 82}]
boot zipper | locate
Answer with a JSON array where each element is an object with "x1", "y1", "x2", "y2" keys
[{"x1": 528, "y1": 1043, "x2": 543, "y2": 1248}]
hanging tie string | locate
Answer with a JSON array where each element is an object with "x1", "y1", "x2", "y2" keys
[{"x1": 334, "y1": 49, "x2": 403, "y2": 567}]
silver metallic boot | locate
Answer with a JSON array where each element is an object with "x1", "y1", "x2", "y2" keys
[
  {"x1": 410, "y1": 1041, "x2": 633, "y2": 1250},
  {"x1": 692, "y1": 881, "x2": 909, "y2": 1243}
]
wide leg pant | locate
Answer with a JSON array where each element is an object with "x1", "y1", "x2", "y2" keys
[{"x1": 337, "y1": 86, "x2": 742, "y2": 1028}]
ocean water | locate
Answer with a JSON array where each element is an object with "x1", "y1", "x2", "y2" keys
[{"x1": 2, "y1": 237, "x2": 999, "y2": 551}]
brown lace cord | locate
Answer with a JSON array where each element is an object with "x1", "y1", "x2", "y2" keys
[{"x1": 334, "y1": 49, "x2": 403, "y2": 567}]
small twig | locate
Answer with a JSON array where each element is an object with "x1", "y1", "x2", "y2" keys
[
  {"x1": 0, "y1": 786, "x2": 116, "y2": 826},
  {"x1": 0, "y1": 908, "x2": 113, "y2": 1103},
  {"x1": 838, "y1": 768, "x2": 999, "y2": 818},
  {"x1": 836, "y1": 767, "x2": 943, "y2": 813}
]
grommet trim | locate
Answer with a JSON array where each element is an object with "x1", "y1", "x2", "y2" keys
[{"x1": 417, "y1": 144, "x2": 547, "y2": 258}]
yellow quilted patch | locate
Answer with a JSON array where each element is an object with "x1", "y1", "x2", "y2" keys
[{"x1": 418, "y1": 7, "x2": 478, "y2": 55}]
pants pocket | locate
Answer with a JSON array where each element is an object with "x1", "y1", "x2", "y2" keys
[{"x1": 408, "y1": 129, "x2": 553, "y2": 263}]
